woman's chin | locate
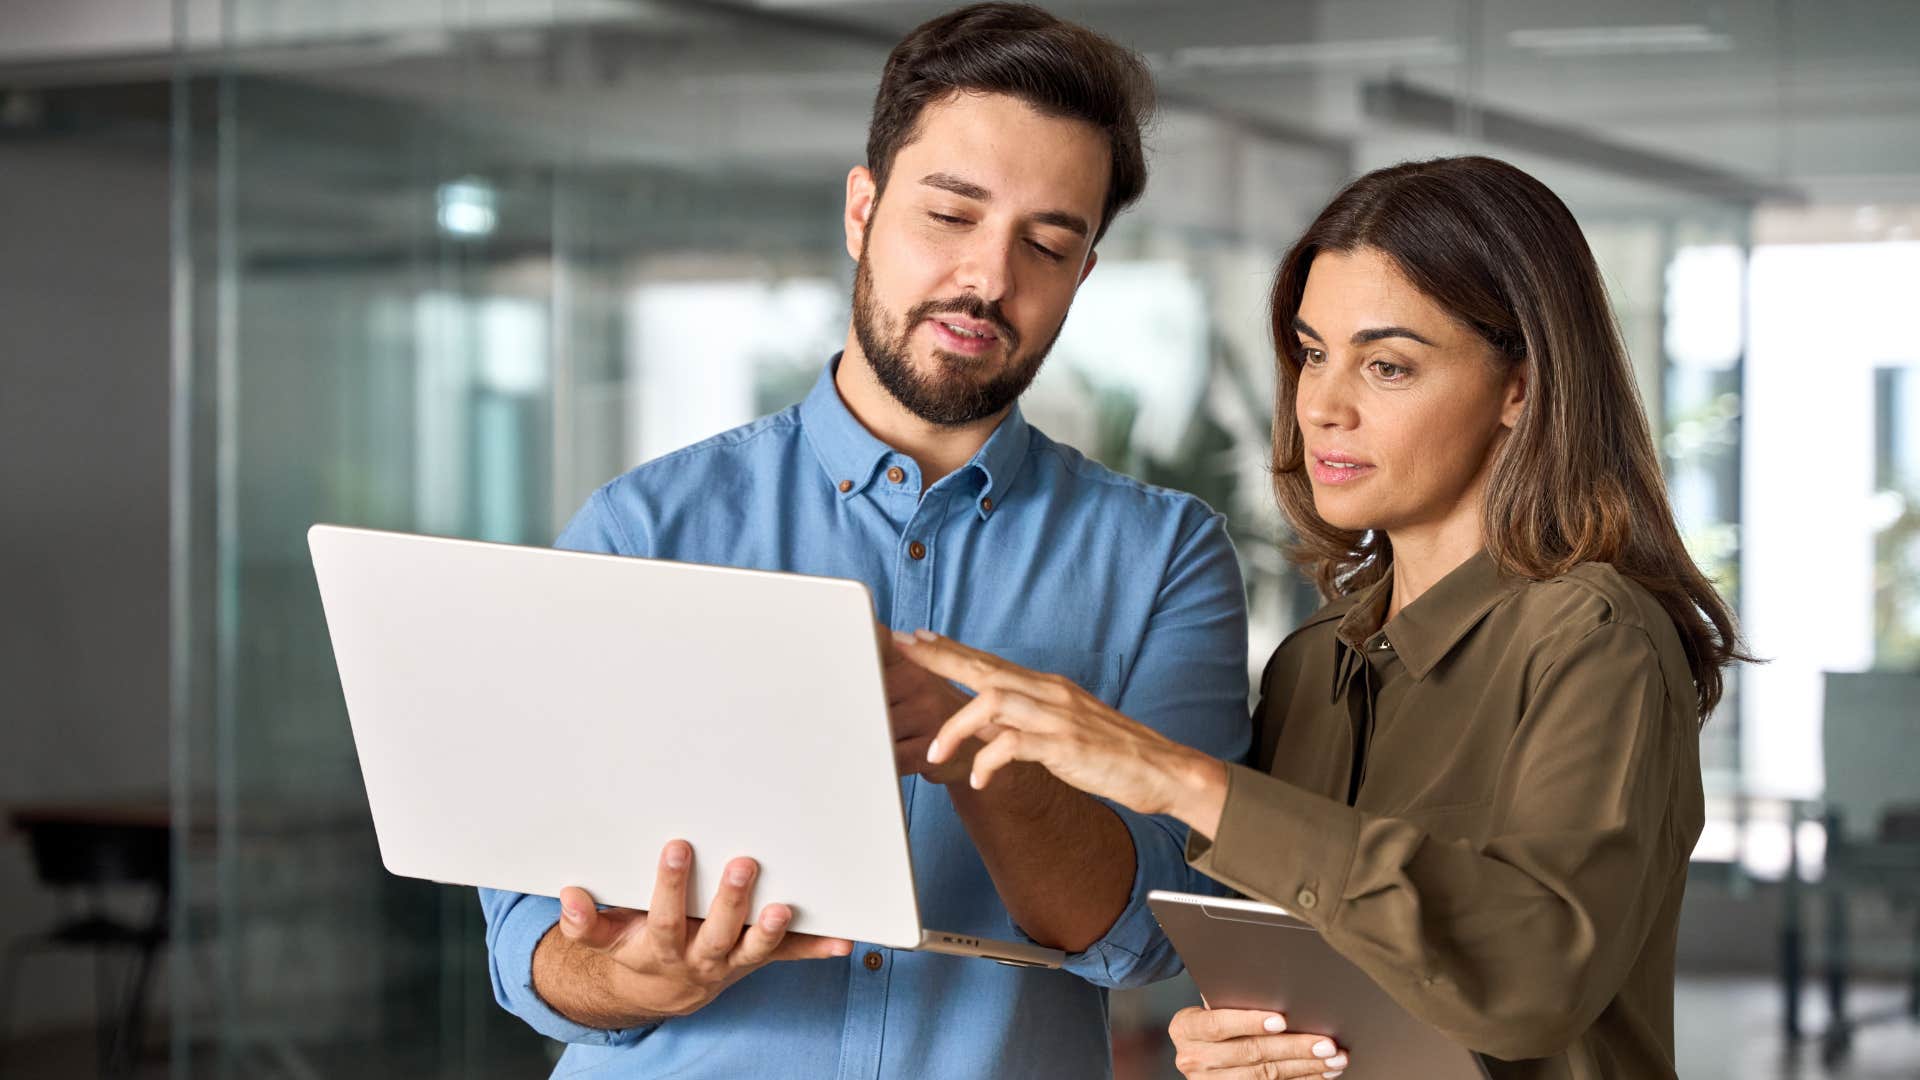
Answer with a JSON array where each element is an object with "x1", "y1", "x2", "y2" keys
[{"x1": 1310, "y1": 496, "x2": 1373, "y2": 533}]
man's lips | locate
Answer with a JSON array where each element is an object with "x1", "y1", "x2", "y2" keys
[
  {"x1": 925, "y1": 315, "x2": 1006, "y2": 355},
  {"x1": 927, "y1": 314, "x2": 1001, "y2": 341}
]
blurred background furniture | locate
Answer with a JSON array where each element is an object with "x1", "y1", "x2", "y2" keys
[
  {"x1": 1810, "y1": 672, "x2": 1920, "y2": 1065},
  {"x1": 0, "y1": 800, "x2": 172, "y2": 1077}
]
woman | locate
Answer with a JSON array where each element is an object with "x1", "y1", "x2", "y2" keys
[{"x1": 898, "y1": 156, "x2": 1745, "y2": 1079}]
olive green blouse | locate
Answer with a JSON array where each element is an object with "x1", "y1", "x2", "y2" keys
[{"x1": 1187, "y1": 550, "x2": 1704, "y2": 1079}]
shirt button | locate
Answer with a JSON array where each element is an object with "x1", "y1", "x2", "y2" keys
[
  {"x1": 863, "y1": 950, "x2": 884, "y2": 971},
  {"x1": 980, "y1": 496, "x2": 993, "y2": 513},
  {"x1": 908, "y1": 541, "x2": 926, "y2": 560},
  {"x1": 837, "y1": 480, "x2": 852, "y2": 493},
  {"x1": 1295, "y1": 888, "x2": 1319, "y2": 911},
  {"x1": 886, "y1": 466, "x2": 905, "y2": 484}
]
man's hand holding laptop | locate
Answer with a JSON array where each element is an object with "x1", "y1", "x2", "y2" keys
[{"x1": 542, "y1": 840, "x2": 855, "y2": 1026}]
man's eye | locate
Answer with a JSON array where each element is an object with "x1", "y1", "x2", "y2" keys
[
  {"x1": 929, "y1": 212, "x2": 967, "y2": 225},
  {"x1": 1029, "y1": 240, "x2": 1064, "y2": 262}
]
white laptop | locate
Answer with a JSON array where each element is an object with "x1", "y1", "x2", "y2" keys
[{"x1": 308, "y1": 523, "x2": 1063, "y2": 969}]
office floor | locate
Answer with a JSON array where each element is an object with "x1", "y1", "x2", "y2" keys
[{"x1": 2, "y1": 976, "x2": 1916, "y2": 1078}]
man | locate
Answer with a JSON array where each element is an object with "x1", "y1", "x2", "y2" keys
[{"x1": 479, "y1": 4, "x2": 1250, "y2": 1076}]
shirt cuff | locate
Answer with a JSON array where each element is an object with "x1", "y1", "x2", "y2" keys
[
  {"x1": 482, "y1": 889, "x2": 652, "y2": 1048},
  {"x1": 1184, "y1": 763, "x2": 1360, "y2": 928},
  {"x1": 1008, "y1": 802, "x2": 1207, "y2": 988}
]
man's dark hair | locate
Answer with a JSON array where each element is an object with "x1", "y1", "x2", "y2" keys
[{"x1": 866, "y1": 2, "x2": 1154, "y2": 246}]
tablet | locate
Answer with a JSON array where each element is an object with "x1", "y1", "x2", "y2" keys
[{"x1": 1148, "y1": 890, "x2": 1489, "y2": 1079}]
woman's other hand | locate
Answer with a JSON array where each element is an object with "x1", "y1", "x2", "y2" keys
[
  {"x1": 1169, "y1": 1006, "x2": 1349, "y2": 1079},
  {"x1": 893, "y1": 630, "x2": 1228, "y2": 835}
]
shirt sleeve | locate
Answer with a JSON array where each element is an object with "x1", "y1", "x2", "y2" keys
[
  {"x1": 1036, "y1": 506, "x2": 1251, "y2": 989},
  {"x1": 1186, "y1": 621, "x2": 1696, "y2": 1061},
  {"x1": 477, "y1": 485, "x2": 656, "y2": 1046}
]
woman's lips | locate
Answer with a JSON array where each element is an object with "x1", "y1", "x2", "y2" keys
[{"x1": 1309, "y1": 455, "x2": 1375, "y2": 486}]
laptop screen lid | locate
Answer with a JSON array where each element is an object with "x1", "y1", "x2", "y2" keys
[{"x1": 308, "y1": 524, "x2": 925, "y2": 948}]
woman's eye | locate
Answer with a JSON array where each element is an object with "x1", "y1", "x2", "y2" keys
[
  {"x1": 1301, "y1": 347, "x2": 1326, "y2": 366},
  {"x1": 1370, "y1": 359, "x2": 1408, "y2": 380}
]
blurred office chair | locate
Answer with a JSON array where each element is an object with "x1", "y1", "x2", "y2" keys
[
  {"x1": 0, "y1": 803, "x2": 171, "y2": 1078},
  {"x1": 1817, "y1": 671, "x2": 1920, "y2": 1065}
]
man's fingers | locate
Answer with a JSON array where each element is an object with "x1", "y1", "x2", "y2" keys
[
  {"x1": 1170, "y1": 1006, "x2": 1288, "y2": 1043},
  {"x1": 687, "y1": 858, "x2": 758, "y2": 965},
  {"x1": 727, "y1": 903, "x2": 795, "y2": 968},
  {"x1": 768, "y1": 931, "x2": 857, "y2": 962},
  {"x1": 728, "y1": 905, "x2": 856, "y2": 967},
  {"x1": 642, "y1": 840, "x2": 693, "y2": 955},
  {"x1": 556, "y1": 886, "x2": 625, "y2": 951}
]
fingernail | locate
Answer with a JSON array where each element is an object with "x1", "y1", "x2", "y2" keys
[
  {"x1": 561, "y1": 903, "x2": 584, "y2": 923},
  {"x1": 761, "y1": 909, "x2": 789, "y2": 931},
  {"x1": 914, "y1": 628, "x2": 938, "y2": 641},
  {"x1": 727, "y1": 863, "x2": 753, "y2": 886},
  {"x1": 1323, "y1": 1072, "x2": 1344, "y2": 1079},
  {"x1": 1263, "y1": 1015, "x2": 1286, "y2": 1033},
  {"x1": 969, "y1": 771, "x2": 984, "y2": 790},
  {"x1": 891, "y1": 629, "x2": 915, "y2": 645},
  {"x1": 1313, "y1": 1040, "x2": 1336, "y2": 1058},
  {"x1": 833, "y1": 941, "x2": 853, "y2": 956},
  {"x1": 1324, "y1": 1055, "x2": 1348, "y2": 1070},
  {"x1": 665, "y1": 843, "x2": 688, "y2": 870},
  {"x1": 927, "y1": 739, "x2": 942, "y2": 761}
]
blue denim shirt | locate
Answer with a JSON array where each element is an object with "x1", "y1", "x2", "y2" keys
[{"x1": 480, "y1": 358, "x2": 1250, "y2": 1079}]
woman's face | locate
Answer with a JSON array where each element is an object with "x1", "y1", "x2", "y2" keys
[{"x1": 1292, "y1": 246, "x2": 1526, "y2": 540}]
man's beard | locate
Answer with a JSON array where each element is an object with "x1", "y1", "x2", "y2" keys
[{"x1": 850, "y1": 244, "x2": 1063, "y2": 427}]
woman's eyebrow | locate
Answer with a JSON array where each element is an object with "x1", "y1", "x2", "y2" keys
[{"x1": 1351, "y1": 325, "x2": 1437, "y2": 347}]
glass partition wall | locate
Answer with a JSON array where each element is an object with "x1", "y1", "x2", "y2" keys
[{"x1": 155, "y1": 1, "x2": 1920, "y2": 1074}]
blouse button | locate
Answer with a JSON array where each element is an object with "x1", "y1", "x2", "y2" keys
[
  {"x1": 837, "y1": 480, "x2": 853, "y2": 493},
  {"x1": 886, "y1": 466, "x2": 906, "y2": 484},
  {"x1": 1295, "y1": 888, "x2": 1319, "y2": 911},
  {"x1": 863, "y1": 950, "x2": 884, "y2": 971}
]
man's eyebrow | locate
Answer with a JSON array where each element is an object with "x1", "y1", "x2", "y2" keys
[
  {"x1": 1031, "y1": 210, "x2": 1090, "y2": 238},
  {"x1": 919, "y1": 172, "x2": 1091, "y2": 238},
  {"x1": 920, "y1": 171, "x2": 991, "y2": 201}
]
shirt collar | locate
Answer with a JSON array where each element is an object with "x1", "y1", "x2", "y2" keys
[
  {"x1": 799, "y1": 354, "x2": 1032, "y2": 518},
  {"x1": 1335, "y1": 549, "x2": 1522, "y2": 681},
  {"x1": 800, "y1": 356, "x2": 894, "y2": 499}
]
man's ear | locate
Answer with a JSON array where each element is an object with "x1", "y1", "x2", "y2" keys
[
  {"x1": 1500, "y1": 363, "x2": 1529, "y2": 430},
  {"x1": 1077, "y1": 249, "x2": 1098, "y2": 287},
  {"x1": 844, "y1": 166, "x2": 878, "y2": 262}
]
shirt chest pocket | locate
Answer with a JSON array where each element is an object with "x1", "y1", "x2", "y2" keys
[{"x1": 977, "y1": 644, "x2": 1126, "y2": 705}]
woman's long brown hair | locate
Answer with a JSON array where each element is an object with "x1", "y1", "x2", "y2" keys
[{"x1": 1269, "y1": 156, "x2": 1749, "y2": 719}]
